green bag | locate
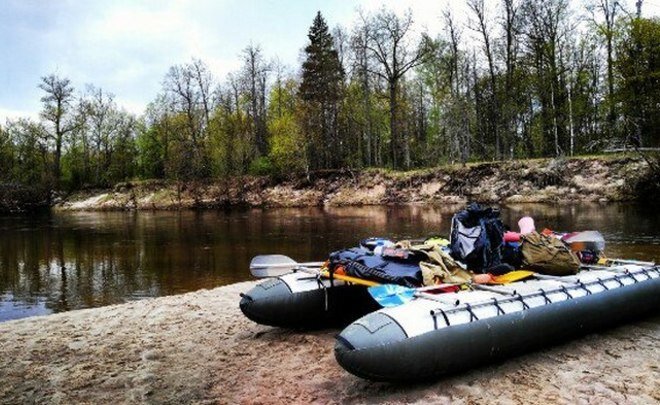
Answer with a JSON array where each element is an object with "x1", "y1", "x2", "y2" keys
[{"x1": 520, "y1": 232, "x2": 580, "y2": 276}]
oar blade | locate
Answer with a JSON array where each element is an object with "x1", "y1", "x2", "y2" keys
[
  {"x1": 490, "y1": 270, "x2": 535, "y2": 284},
  {"x1": 368, "y1": 284, "x2": 416, "y2": 307},
  {"x1": 605, "y1": 258, "x2": 655, "y2": 266},
  {"x1": 250, "y1": 255, "x2": 297, "y2": 277}
]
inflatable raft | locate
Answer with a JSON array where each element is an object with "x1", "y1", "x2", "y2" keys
[
  {"x1": 334, "y1": 265, "x2": 660, "y2": 381},
  {"x1": 239, "y1": 271, "x2": 380, "y2": 328}
]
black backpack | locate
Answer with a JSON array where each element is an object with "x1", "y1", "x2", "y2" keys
[{"x1": 450, "y1": 203, "x2": 505, "y2": 273}]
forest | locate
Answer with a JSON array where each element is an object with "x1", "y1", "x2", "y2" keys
[{"x1": 0, "y1": 0, "x2": 658, "y2": 194}]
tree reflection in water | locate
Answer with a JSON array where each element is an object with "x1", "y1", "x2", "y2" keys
[{"x1": 0, "y1": 203, "x2": 658, "y2": 321}]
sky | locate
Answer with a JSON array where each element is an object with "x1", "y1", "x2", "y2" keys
[{"x1": 1, "y1": 0, "x2": 658, "y2": 122}]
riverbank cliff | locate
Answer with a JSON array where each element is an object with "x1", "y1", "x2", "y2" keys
[{"x1": 56, "y1": 156, "x2": 653, "y2": 211}]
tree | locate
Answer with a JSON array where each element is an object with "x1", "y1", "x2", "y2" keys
[
  {"x1": 4, "y1": 118, "x2": 50, "y2": 185},
  {"x1": 300, "y1": 11, "x2": 345, "y2": 170},
  {"x1": 270, "y1": 59, "x2": 288, "y2": 120},
  {"x1": 347, "y1": 21, "x2": 391, "y2": 167},
  {"x1": 136, "y1": 123, "x2": 164, "y2": 179},
  {"x1": 190, "y1": 58, "x2": 213, "y2": 134},
  {"x1": 616, "y1": 17, "x2": 660, "y2": 147},
  {"x1": 500, "y1": 0, "x2": 525, "y2": 158},
  {"x1": 589, "y1": 0, "x2": 620, "y2": 136},
  {"x1": 39, "y1": 74, "x2": 78, "y2": 185},
  {"x1": 468, "y1": 0, "x2": 501, "y2": 159},
  {"x1": 241, "y1": 44, "x2": 269, "y2": 157},
  {"x1": 163, "y1": 59, "x2": 216, "y2": 178},
  {"x1": 0, "y1": 124, "x2": 15, "y2": 181},
  {"x1": 106, "y1": 111, "x2": 137, "y2": 182},
  {"x1": 267, "y1": 78, "x2": 307, "y2": 174},
  {"x1": 523, "y1": 0, "x2": 572, "y2": 157},
  {"x1": 361, "y1": 8, "x2": 432, "y2": 168},
  {"x1": 349, "y1": 22, "x2": 374, "y2": 166},
  {"x1": 82, "y1": 86, "x2": 115, "y2": 185},
  {"x1": 443, "y1": 10, "x2": 471, "y2": 163}
]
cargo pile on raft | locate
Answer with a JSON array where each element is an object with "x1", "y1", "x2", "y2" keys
[{"x1": 240, "y1": 203, "x2": 659, "y2": 381}]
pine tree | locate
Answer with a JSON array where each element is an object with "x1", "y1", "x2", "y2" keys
[{"x1": 300, "y1": 11, "x2": 345, "y2": 169}]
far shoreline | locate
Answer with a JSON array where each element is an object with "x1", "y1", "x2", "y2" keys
[{"x1": 50, "y1": 156, "x2": 652, "y2": 212}]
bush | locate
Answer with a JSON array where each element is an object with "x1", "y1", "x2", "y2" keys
[
  {"x1": 633, "y1": 160, "x2": 660, "y2": 203},
  {"x1": 0, "y1": 183, "x2": 50, "y2": 213},
  {"x1": 248, "y1": 156, "x2": 274, "y2": 176}
]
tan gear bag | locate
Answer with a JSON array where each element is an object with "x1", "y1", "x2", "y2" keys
[{"x1": 520, "y1": 232, "x2": 580, "y2": 276}]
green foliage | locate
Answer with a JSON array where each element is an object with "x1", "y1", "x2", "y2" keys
[
  {"x1": 136, "y1": 125, "x2": 165, "y2": 179},
  {"x1": 5, "y1": 118, "x2": 50, "y2": 186},
  {"x1": 338, "y1": 80, "x2": 389, "y2": 168},
  {"x1": 268, "y1": 78, "x2": 298, "y2": 119},
  {"x1": 4, "y1": 6, "x2": 660, "y2": 199},
  {"x1": 60, "y1": 144, "x2": 85, "y2": 190},
  {"x1": 207, "y1": 110, "x2": 232, "y2": 176},
  {"x1": 268, "y1": 111, "x2": 307, "y2": 175},
  {"x1": 248, "y1": 156, "x2": 274, "y2": 176},
  {"x1": 0, "y1": 125, "x2": 15, "y2": 181},
  {"x1": 207, "y1": 103, "x2": 255, "y2": 176},
  {"x1": 107, "y1": 123, "x2": 138, "y2": 183}
]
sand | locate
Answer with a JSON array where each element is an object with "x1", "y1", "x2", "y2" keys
[{"x1": 0, "y1": 281, "x2": 658, "y2": 404}]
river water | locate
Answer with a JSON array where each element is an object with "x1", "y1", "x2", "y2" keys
[{"x1": 1, "y1": 203, "x2": 658, "y2": 322}]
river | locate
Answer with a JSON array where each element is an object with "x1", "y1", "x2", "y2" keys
[{"x1": 1, "y1": 203, "x2": 658, "y2": 322}]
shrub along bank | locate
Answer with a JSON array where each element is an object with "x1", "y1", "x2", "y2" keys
[{"x1": 0, "y1": 184, "x2": 51, "y2": 213}]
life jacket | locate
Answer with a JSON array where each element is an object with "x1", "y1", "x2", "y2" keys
[
  {"x1": 395, "y1": 240, "x2": 472, "y2": 286},
  {"x1": 328, "y1": 248, "x2": 423, "y2": 288},
  {"x1": 449, "y1": 203, "x2": 505, "y2": 273}
]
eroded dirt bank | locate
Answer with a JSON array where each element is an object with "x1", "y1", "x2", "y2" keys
[
  {"x1": 0, "y1": 281, "x2": 658, "y2": 404},
  {"x1": 56, "y1": 156, "x2": 651, "y2": 210}
]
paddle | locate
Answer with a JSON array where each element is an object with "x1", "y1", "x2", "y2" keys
[
  {"x1": 368, "y1": 284, "x2": 465, "y2": 307},
  {"x1": 581, "y1": 258, "x2": 656, "y2": 271},
  {"x1": 602, "y1": 258, "x2": 655, "y2": 266},
  {"x1": 250, "y1": 255, "x2": 324, "y2": 277},
  {"x1": 320, "y1": 271, "x2": 380, "y2": 287},
  {"x1": 369, "y1": 270, "x2": 536, "y2": 307},
  {"x1": 249, "y1": 254, "x2": 380, "y2": 287},
  {"x1": 489, "y1": 270, "x2": 535, "y2": 284}
]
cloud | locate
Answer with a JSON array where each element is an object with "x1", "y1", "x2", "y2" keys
[
  {"x1": 0, "y1": 0, "x2": 237, "y2": 119},
  {"x1": 0, "y1": 107, "x2": 38, "y2": 124},
  {"x1": 1, "y1": 0, "x2": 658, "y2": 122}
]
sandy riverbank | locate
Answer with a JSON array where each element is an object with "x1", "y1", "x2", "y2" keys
[{"x1": 0, "y1": 281, "x2": 658, "y2": 404}]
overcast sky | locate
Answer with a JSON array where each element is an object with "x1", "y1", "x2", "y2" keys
[{"x1": 1, "y1": 0, "x2": 657, "y2": 122}]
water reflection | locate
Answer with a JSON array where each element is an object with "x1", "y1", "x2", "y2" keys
[{"x1": 0, "y1": 204, "x2": 658, "y2": 321}]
